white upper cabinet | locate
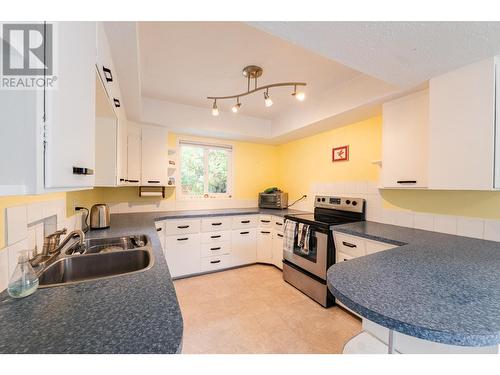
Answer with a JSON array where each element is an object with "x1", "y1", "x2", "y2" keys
[
  {"x1": 381, "y1": 89, "x2": 429, "y2": 188},
  {"x1": 94, "y1": 74, "x2": 118, "y2": 187},
  {"x1": 126, "y1": 124, "x2": 142, "y2": 185},
  {"x1": 0, "y1": 21, "x2": 97, "y2": 195},
  {"x1": 141, "y1": 125, "x2": 168, "y2": 186},
  {"x1": 429, "y1": 58, "x2": 497, "y2": 190},
  {"x1": 96, "y1": 22, "x2": 128, "y2": 186},
  {"x1": 44, "y1": 22, "x2": 96, "y2": 189}
]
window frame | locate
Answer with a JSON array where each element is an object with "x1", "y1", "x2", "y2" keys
[{"x1": 177, "y1": 139, "x2": 233, "y2": 200}]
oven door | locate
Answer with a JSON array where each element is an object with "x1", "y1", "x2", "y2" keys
[{"x1": 283, "y1": 222, "x2": 328, "y2": 280}]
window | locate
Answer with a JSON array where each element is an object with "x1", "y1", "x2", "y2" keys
[{"x1": 179, "y1": 140, "x2": 232, "y2": 198}]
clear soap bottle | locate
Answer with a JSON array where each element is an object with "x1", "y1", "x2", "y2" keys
[{"x1": 7, "y1": 250, "x2": 39, "y2": 298}]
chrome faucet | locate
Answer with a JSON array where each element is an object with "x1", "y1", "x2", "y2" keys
[{"x1": 30, "y1": 229, "x2": 85, "y2": 267}]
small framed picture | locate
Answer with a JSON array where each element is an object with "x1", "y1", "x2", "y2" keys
[{"x1": 332, "y1": 145, "x2": 349, "y2": 162}]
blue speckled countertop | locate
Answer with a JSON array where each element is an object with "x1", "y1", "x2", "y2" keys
[
  {"x1": 327, "y1": 221, "x2": 500, "y2": 347},
  {"x1": 0, "y1": 207, "x2": 307, "y2": 353}
]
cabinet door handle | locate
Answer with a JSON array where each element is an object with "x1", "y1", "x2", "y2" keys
[
  {"x1": 148, "y1": 180, "x2": 160, "y2": 184},
  {"x1": 210, "y1": 235, "x2": 221, "y2": 239},
  {"x1": 397, "y1": 180, "x2": 417, "y2": 184},
  {"x1": 342, "y1": 241, "x2": 357, "y2": 248},
  {"x1": 241, "y1": 220, "x2": 250, "y2": 224},
  {"x1": 210, "y1": 247, "x2": 221, "y2": 251},
  {"x1": 277, "y1": 233, "x2": 283, "y2": 238},
  {"x1": 240, "y1": 231, "x2": 250, "y2": 235},
  {"x1": 128, "y1": 179, "x2": 139, "y2": 183},
  {"x1": 113, "y1": 98, "x2": 121, "y2": 108},
  {"x1": 177, "y1": 237, "x2": 188, "y2": 241},
  {"x1": 156, "y1": 227, "x2": 162, "y2": 232},
  {"x1": 211, "y1": 222, "x2": 222, "y2": 226},
  {"x1": 102, "y1": 66, "x2": 113, "y2": 82},
  {"x1": 72, "y1": 167, "x2": 94, "y2": 175},
  {"x1": 276, "y1": 222, "x2": 283, "y2": 226},
  {"x1": 120, "y1": 178, "x2": 125, "y2": 182},
  {"x1": 260, "y1": 220, "x2": 270, "y2": 223},
  {"x1": 260, "y1": 231, "x2": 271, "y2": 234},
  {"x1": 210, "y1": 260, "x2": 221, "y2": 264},
  {"x1": 177, "y1": 225, "x2": 190, "y2": 229}
]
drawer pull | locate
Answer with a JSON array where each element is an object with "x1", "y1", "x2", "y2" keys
[
  {"x1": 241, "y1": 220, "x2": 250, "y2": 224},
  {"x1": 260, "y1": 231, "x2": 271, "y2": 234},
  {"x1": 102, "y1": 66, "x2": 113, "y2": 82},
  {"x1": 211, "y1": 222, "x2": 222, "y2": 226},
  {"x1": 397, "y1": 180, "x2": 417, "y2": 184},
  {"x1": 260, "y1": 220, "x2": 270, "y2": 223},
  {"x1": 72, "y1": 166, "x2": 94, "y2": 175},
  {"x1": 210, "y1": 260, "x2": 221, "y2": 264},
  {"x1": 277, "y1": 233, "x2": 284, "y2": 238},
  {"x1": 177, "y1": 237, "x2": 189, "y2": 241},
  {"x1": 210, "y1": 247, "x2": 221, "y2": 251},
  {"x1": 156, "y1": 227, "x2": 162, "y2": 232},
  {"x1": 240, "y1": 231, "x2": 250, "y2": 235},
  {"x1": 177, "y1": 225, "x2": 190, "y2": 229},
  {"x1": 128, "y1": 179, "x2": 139, "y2": 183},
  {"x1": 275, "y1": 222, "x2": 283, "y2": 226},
  {"x1": 148, "y1": 180, "x2": 160, "y2": 184},
  {"x1": 342, "y1": 241, "x2": 357, "y2": 248},
  {"x1": 211, "y1": 235, "x2": 221, "y2": 239}
]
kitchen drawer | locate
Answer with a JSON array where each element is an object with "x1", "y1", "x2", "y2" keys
[
  {"x1": 201, "y1": 241, "x2": 231, "y2": 257},
  {"x1": 165, "y1": 218, "x2": 201, "y2": 235},
  {"x1": 231, "y1": 215, "x2": 258, "y2": 229},
  {"x1": 336, "y1": 251, "x2": 355, "y2": 263},
  {"x1": 259, "y1": 215, "x2": 273, "y2": 228},
  {"x1": 272, "y1": 217, "x2": 284, "y2": 232},
  {"x1": 365, "y1": 240, "x2": 396, "y2": 255},
  {"x1": 201, "y1": 216, "x2": 231, "y2": 232},
  {"x1": 201, "y1": 254, "x2": 230, "y2": 272},
  {"x1": 334, "y1": 233, "x2": 366, "y2": 258},
  {"x1": 200, "y1": 230, "x2": 231, "y2": 244}
]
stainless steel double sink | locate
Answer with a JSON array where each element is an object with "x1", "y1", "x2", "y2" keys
[{"x1": 37, "y1": 235, "x2": 154, "y2": 288}]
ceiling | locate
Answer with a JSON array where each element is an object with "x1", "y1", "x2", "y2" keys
[
  {"x1": 250, "y1": 22, "x2": 500, "y2": 88},
  {"x1": 138, "y1": 22, "x2": 361, "y2": 120}
]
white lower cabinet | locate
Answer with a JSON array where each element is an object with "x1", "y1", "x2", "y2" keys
[
  {"x1": 272, "y1": 231, "x2": 284, "y2": 270},
  {"x1": 257, "y1": 230, "x2": 273, "y2": 263},
  {"x1": 164, "y1": 233, "x2": 201, "y2": 278},
  {"x1": 231, "y1": 229, "x2": 257, "y2": 267},
  {"x1": 161, "y1": 214, "x2": 285, "y2": 278}
]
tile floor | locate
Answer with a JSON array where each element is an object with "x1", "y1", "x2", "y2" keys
[{"x1": 174, "y1": 264, "x2": 362, "y2": 354}]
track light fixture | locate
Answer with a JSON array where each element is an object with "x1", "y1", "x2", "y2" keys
[
  {"x1": 212, "y1": 99, "x2": 219, "y2": 116},
  {"x1": 208, "y1": 65, "x2": 306, "y2": 115},
  {"x1": 292, "y1": 85, "x2": 306, "y2": 101},
  {"x1": 264, "y1": 89, "x2": 273, "y2": 107},
  {"x1": 232, "y1": 97, "x2": 241, "y2": 113}
]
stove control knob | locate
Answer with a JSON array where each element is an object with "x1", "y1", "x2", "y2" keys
[
  {"x1": 352, "y1": 201, "x2": 358, "y2": 206},
  {"x1": 345, "y1": 200, "x2": 351, "y2": 205}
]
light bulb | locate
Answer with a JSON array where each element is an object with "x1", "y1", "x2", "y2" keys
[
  {"x1": 232, "y1": 102, "x2": 241, "y2": 113},
  {"x1": 264, "y1": 90, "x2": 273, "y2": 107},
  {"x1": 212, "y1": 100, "x2": 219, "y2": 116},
  {"x1": 295, "y1": 91, "x2": 306, "y2": 101}
]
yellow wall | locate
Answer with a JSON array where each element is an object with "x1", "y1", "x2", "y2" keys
[{"x1": 277, "y1": 117, "x2": 382, "y2": 201}]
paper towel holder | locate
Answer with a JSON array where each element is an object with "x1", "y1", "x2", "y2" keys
[{"x1": 139, "y1": 186, "x2": 165, "y2": 198}]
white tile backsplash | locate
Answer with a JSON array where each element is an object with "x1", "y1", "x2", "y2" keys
[
  {"x1": 483, "y1": 219, "x2": 500, "y2": 242},
  {"x1": 413, "y1": 213, "x2": 435, "y2": 231},
  {"x1": 26, "y1": 202, "x2": 43, "y2": 223},
  {"x1": 0, "y1": 249, "x2": 9, "y2": 292},
  {"x1": 433, "y1": 215, "x2": 457, "y2": 235},
  {"x1": 6, "y1": 205, "x2": 28, "y2": 246},
  {"x1": 456, "y1": 217, "x2": 485, "y2": 239}
]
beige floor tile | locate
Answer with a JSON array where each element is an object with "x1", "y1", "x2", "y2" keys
[{"x1": 175, "y1": 264, "x2": 362, "y2": 354}]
